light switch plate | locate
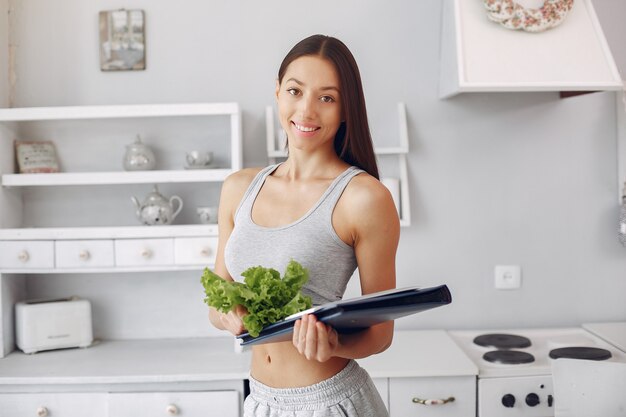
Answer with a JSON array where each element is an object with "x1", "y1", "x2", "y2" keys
[{"x1": 495, "y1": 265, "x2": 521, "y2": 290}]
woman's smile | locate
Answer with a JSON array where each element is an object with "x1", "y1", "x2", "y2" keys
[{"x1": 292, "y1": 121, "x2": 321, "y2": 135}]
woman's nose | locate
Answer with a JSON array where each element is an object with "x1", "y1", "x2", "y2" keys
[{"x1": 298, "y1": 94, "x2": 317, "y2": 119}]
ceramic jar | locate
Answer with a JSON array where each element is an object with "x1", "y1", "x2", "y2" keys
[{"x1": 123, "y1": 135, "x2": 156, "y2": 171}]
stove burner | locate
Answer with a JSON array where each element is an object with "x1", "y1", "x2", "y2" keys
[
  {"x1": 483, "y1": 350, "x2": 535, "y2": 364},
  {"x1": 549, "y1": 347, "x2": 612, "y2": 361},
  {"x1": 473, "y1": 333, "x2": 532, "y2": 349}
]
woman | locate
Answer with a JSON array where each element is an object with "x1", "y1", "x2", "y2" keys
[{"x1": 209, "y1": 34, "x2": 400, "y2": 416}]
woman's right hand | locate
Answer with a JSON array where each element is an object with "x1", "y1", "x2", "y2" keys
[{"x1": 219, "y1": 304, "x2": 248, "y2": 336}]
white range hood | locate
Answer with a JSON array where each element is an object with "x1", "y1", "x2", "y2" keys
[{"x1": 439, "y1": 0, "x2": 623, "y2": 98}]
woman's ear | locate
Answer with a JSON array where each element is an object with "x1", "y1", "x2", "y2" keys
[{"x1": 275, "y1": 79, "x2": 280, "y2": 101}]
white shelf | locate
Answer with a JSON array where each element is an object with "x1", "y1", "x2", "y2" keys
[
  {"x1": 0, "y1": 103, "x2": 239, "y2": 121},
  {"x1": 265, "y1": 102, "x2": 411, "y2": 226},
  {"x1": 2, "y1": 169, "x2": 233, "y2": 187},
  {"x1": 439, "y1": 0, "x2": 623, "y2": 98},
  {"x1": 0, "y1": 225, "x2": 218, "y2": 240},
  {"x1": 0, "y1": 265, "x2": 209, "y2": 274},
  {"x1": 0, "y1": 103, "x2": 243, "y2": 359}
]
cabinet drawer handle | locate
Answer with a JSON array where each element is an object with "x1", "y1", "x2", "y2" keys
[
  {"x1": 36, "y1": 406, "x2": 48, "y2": 417},
  {"x1": 17, "y1": 250, "x2": 30, "y2": 263},
  {"x1": 412, "y1": 396, "x2": 455, "y2": 405},
  {"x1": 141, "y1": 248, "x2": 153, "y2": 259},
  {"x1": 166, "y1": 404, "x2": 179, "y2": 415},
  {"x1": 79, "y1": 250, "x2": 91, "y2": 261},
  {"x1": 200, "y1": 247, "x2": 212, "y2": 257}
]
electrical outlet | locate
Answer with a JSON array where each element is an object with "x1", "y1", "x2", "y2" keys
[{"x1": 495, "y1": 265, "x2": 521, "y2": 290}]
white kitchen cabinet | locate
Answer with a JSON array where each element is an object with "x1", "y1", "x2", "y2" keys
[
  {"x1": 0, "y1": 391, "x2": 239, "y2": 417},
  {"x1": 439, "y1": 0, "x2": 622, "y2": 98},
  {"x1": 264, "y1": 103, "x2": 411, "y2": 226},
  {"x1": 0, "y1": 104, "x2": 241, "y2": 359},
  {"x1": 108, "y1": 391, "x2": 239, "y2": 417},
  {"x1": 388, "y1": 376, "x2": 476, "y2": 417},
  {"x1": 358, "y1": 331, "x2": 478, "y2": 417},
  {"x1": 0, "y1": 392, "x2": 108, "y2": 417}
]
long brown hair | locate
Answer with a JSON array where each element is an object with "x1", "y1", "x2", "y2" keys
[{"x1": 277, "y1": 34, "x2": 379, "y2": 179}]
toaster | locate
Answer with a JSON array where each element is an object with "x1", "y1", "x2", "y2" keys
[{"x1": 15, "y1": 296, "x2": 93, "y2": 354}]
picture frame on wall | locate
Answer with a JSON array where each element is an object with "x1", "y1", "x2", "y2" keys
[
  {"x1": 99, "y1": 9, "x2": 146, "y2": 71},
  {"x1": 15, "y1": 141, "x2": 60, "y2": 174}
]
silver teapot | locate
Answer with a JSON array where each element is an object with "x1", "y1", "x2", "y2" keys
[
  {"x1": 131, "y1": 185, "x2": 183, "y2": 225},
  {"x1": 123, "y1": 135, "x2": 156, "y2": 171}
]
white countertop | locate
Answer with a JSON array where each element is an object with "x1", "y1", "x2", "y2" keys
[
  {"x1": 583, "y1": 322, "x2": 626, "y2": 353},
  {"x1": 0, "y1": 337, "x2": 251, "y2": 385},
  {"x1": 0, "y1": 330, "x2": 477, "y2": 386},
  {"x1": 359, "y1": 330, "x2": 478, "y2": 378}
]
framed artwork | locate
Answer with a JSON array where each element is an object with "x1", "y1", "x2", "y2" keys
[
  {"x1": 15, "y1": 141, "x2": 60, "y2": 173},
  {"x1": 99, "y1": 9, "x2": 146, "y2": 71}
]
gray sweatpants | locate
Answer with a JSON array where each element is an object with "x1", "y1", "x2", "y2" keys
[{"x1": 243, "y1": 360, "x2": 389, "y2": 417}]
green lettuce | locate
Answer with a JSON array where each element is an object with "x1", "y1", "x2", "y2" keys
[{"x1": 201, "y1": 260, "x2": 312, "y2": 337}]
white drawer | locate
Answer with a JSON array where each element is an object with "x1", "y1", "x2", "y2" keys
[
  {"x1": 389, "y1": 376, "x2": 476, "y2": 417},
  {"x1": 108, "y1": 391, "x2": 239, "y2": 417},
  {"x1": 0, "y1": 240, "x2": 54, "y2": 269},
  {"x1": 0, "y1": 392, "x2": 107, "y2": 417},
  {"x1": 174, "y1": 237, "x2": 218, "y2": 265},
  {"x1": 114, "y1": 238, "x2": 174, "y2": 267},
  {"x1": 55, "y1": 240, "x2": 114, "y2": 268}
]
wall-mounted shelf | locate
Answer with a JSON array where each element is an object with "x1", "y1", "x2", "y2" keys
[
  {"x1": 0, "y1": 103, "x2": 242, "y2": 359},
  {"x1": 0, "y1": 103, "x2": 240, "y2": 122},
  {"x1": 439, "y1": 0, "x2": 623, "y2": 98},
  {"x1": 0, "y1": 224, "x2": 218, "y2": 240},
  {"x1": 2, "y1": 169, "x2": 232, "y2": 187},
  {"x1": 265, "y1": 102, "x2": 411, "y2": 226}
]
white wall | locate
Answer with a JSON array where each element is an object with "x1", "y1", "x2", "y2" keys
[
  {"x1": 0, "y1": 0, "x2": 8, "y2": 106},
  {"x1": 6, "y1": 0, "x2": 626, "y2": 334}
]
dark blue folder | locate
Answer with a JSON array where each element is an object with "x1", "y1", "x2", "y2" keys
[{"x1": 236, "y1": 284, "x2": 452, "y2": 346}]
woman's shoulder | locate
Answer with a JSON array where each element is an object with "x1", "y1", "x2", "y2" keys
[
  {"x1": 220, "y1": 167, "x2": 265, "y2": 204},
  {"x1": 347, "y1": 171, "x2": 392, "y2": 204},
  {"x1": 339, "y1": 170, "x2": 400, "y2": 228},
  {"x1": 224, "y1": 167, "x2": 265, "y2": 188}
]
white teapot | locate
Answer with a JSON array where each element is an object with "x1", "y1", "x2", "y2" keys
[{"x1": 131, "y1": 185, "x2": 183, "y2": 225}]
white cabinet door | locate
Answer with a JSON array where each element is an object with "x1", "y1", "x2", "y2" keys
[
  {"x1": 55, "y1": 240, "x2": 115, "y2": 268},
  {"x1": 115, "y1": 238, "x2": 174, "y2": 267},
  {"x1": 174, "y1": 237, "x2": 217, "y2": 265},
  {"x1": 389, "y1": 376, "x2": 476, "y2": 417},
  {"x1": 0, "y1": 241, "x2": 54, "y2": 269},
  {"x1": 108, "y1": 391, "x2": 239, "y2": 417},
  {"x1": 0, "y1": 392, "x2": 107, "y2": 417}
]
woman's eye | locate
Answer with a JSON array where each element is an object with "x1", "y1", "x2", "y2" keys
[
  {"x1": 287, "y1": 88, "x2": 300, "y2": 96},
  {"x1": 320, "y1": 96, "x2": 335, "y2": 103}
]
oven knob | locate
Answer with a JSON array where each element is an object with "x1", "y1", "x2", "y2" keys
[
  {"x1": 526, "y1": 393, "x2": 540, "y2": 407},
  {"x1": 501, "y1": 394, "x2": 515, "y2": 408}
]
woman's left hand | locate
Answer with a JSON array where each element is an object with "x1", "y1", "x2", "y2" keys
[{"x1": 293, "y1": 314, "x2": 339, "y2": 362}]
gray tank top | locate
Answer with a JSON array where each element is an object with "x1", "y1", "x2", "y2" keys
[{"x1": 224, "y1": 164, "x2": 364, "y2": 305}]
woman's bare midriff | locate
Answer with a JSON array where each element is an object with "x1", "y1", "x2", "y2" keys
[{"x1": 250, "y1": 341, "x2": 349, "y2": 388}]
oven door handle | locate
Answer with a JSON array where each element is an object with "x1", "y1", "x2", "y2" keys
[{"x1": 412, "y1": 396, "x2": 455, "y2": 405}]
